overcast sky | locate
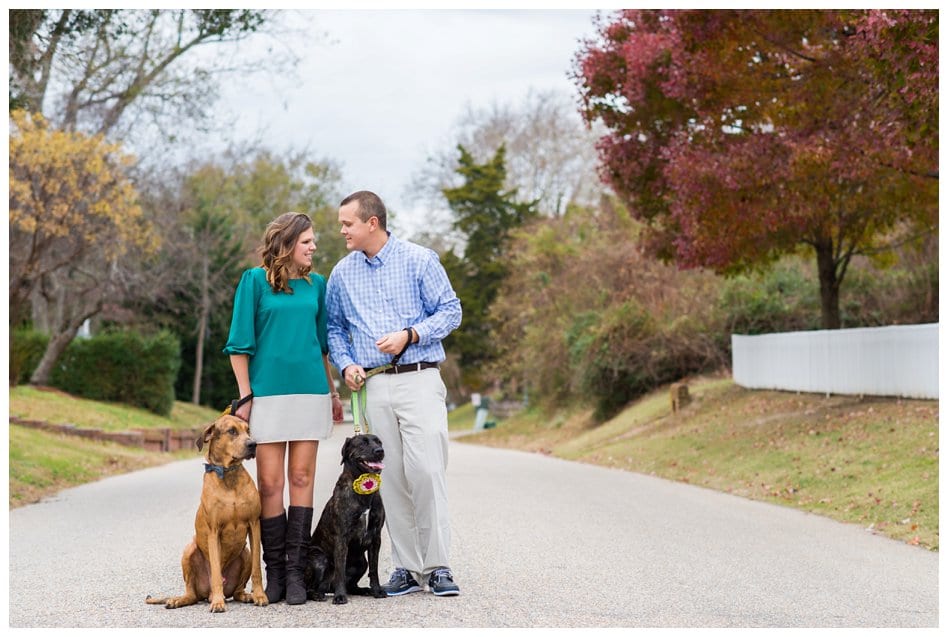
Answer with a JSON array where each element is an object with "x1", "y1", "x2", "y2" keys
[{"x1": 214, "y1": 8, "x2": 602, "y2": 236}]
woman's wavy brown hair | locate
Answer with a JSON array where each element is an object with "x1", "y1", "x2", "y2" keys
[{"x1": 259, "y1": 212, "x2": 313, "y2": 293}]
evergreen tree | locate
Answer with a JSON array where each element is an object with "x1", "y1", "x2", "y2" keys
[{"x1": 442, "y1": 144, "x2": 538, "y2": 382}]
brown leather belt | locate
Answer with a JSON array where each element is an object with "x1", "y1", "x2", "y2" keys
[{"x1": 367, "y1": 361, "x2": 440, "y2": 375}]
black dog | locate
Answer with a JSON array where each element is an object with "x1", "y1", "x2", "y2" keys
[{"x1": 304, "y1": 434, "x2": 387, "y2": 604}]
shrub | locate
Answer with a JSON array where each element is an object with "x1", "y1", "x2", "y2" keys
[
  {"x1": 717, "y1": 260, "x2": 822, "y2": 335},
  {"x1": 578, "y1": 301, "x2": 657, "y2": 419},
  {"x1": 719, "y1": 250, "x2": 938, "y2": 334},
  {"x1": 579, "y1": 301, "x2": 728, "y2": 420},
  {"x1": 50, "y1": 329, "x2": 181, "y2": 416},
  {"x1": 10, "y1": 329, "x2": 50, "y2": 385},
  {"x1": 842, "y1": 253, "x2": 939, "y2": 327}
]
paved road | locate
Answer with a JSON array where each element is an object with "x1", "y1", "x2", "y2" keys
[{"x1": 8, "y1": 424, "x2": 938, "y2": 628}]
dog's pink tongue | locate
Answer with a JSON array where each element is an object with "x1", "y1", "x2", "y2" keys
[{"x1": 366, "y1": 462, "x2": 385, "y2": 470}]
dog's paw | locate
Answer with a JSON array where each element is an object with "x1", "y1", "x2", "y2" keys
[
  {"x1": 209, "y1": 597, "x2": 226, "y2": 613},
  {"x1": 332, "y1": 594, "x2": 349, "y2": 605},
  {"x1": 252, "y1": 590, "x2": 268, "y2": 607},
  {"x1": 372, "y1": 588, "x2": 387, "y2": 599}
]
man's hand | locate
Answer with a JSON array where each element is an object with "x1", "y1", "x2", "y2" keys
[
  {"x1": 344, "y1": 364, "x2": 367, "y2": 392},
  {"x1": 375, "y1": 329, "x2": 412, "y2": 356}
]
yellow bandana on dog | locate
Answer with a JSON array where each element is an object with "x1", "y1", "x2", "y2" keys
[{"x1": 353, "y1": 473, "x2": 381, "y2": 495}]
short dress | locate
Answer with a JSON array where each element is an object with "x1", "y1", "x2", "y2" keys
[{"x1": 223, "y1": 267, "x2": 333, "y2": 443}]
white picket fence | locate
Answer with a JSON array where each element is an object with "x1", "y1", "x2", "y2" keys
[{"x1": 731, "y1": 323, "x2": 938, "y2": 399}]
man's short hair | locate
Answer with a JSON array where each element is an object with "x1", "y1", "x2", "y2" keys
[{"x1": 341, "y1": 191, "x2": 387, "y2": 230}]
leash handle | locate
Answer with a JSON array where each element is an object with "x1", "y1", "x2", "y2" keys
[
  {"x1": 390, "y1": 327, "x2": 413, "y2": 367},
  {"x1": 223, "y1": 392, "x2": 254, "y2": 417},
  {"x1": 351, "y1": 386, "x2": 369, "y2": 434},
  {"x1": 350, "y1": 329, "x2": 410, "y2": 434}
]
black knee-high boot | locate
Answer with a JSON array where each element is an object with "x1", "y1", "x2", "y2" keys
[
  {"x1": 260, "y1": 511, "x2": 287, "y2": 603},
  {"x1": 285, "y1": 505, "x2": 313, "y2": 605}
]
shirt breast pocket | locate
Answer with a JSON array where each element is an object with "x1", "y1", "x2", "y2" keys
[{"x1": 386, "y1": 293, "x2": 422, "y2": 324}]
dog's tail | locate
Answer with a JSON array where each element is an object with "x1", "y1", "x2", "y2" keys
[{"x1": 145, "y1": 595, "x2": 169, "y2": 605}]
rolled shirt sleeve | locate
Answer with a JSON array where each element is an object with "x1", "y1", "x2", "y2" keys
[{"x1": 413, "y1": 251, "x2": 462, "y2": 346}]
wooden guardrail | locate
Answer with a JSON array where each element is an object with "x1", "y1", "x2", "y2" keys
[{"x1": 10, "y1": 417, "x2": 202, "y2": 452}]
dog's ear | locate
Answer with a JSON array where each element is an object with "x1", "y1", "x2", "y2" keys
[
  {"x1": 196, "y1": 421, "x2": 217, "y2": 451},
  {"x1": 341, "y1": 436, "x2": 353, "y2": 465}
]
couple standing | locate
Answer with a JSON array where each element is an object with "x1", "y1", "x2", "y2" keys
[{"x1": 223, "y1": 190, "x2": 462, "y2": 605}]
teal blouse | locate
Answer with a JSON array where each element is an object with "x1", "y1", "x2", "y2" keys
[{"x1": 223, "y1": 267, "x2": 330, "y2": 397}]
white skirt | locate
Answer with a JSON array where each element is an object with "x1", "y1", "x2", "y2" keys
[{"x1": 248, "y1": 393, "x2": 334, "y2": 443}]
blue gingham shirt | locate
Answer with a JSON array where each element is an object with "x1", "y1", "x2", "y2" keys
[{"x1": 326, "y1": 233, "x2": 462, "y2": 373}]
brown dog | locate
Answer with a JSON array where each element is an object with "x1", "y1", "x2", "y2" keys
[{"x1": 146, "y1": 414, "x2": 268, "y2": 612}]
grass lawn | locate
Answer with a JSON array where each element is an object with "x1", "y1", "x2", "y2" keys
[
  {"x1": 448, "y1": 402, "x2": 477, "y2": 432},
  {"x1": 467, "y1": 376, "x2": 938, "y2": 551},
  {"x1": 9, "y1": 385, "x2": 220, "y2": 431},
  {"x1": 9, "y1": 425, "x2": 193, "y2": 508},
  {"x1": 9, "y1": 387, "x2": 220, "y2": 508}
]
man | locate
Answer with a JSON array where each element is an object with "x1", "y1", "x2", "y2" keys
[{"x1": 326, "y1": 191, "x2": 463, "y2": 597}]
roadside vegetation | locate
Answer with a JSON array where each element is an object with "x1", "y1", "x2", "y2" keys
[
  {"x1": 8, "y1": 385, "x2": 474, "y2": 510},
  {"x1": 9, "y1": 426, "x2": 190, "y2": 509},
  {"x1": 9, "y1": 387, "x2": 220, "y2": 508},
  {"x1": 9, "y1": 385, "x2": 216, "y2": 431},
  {"x1": 463, "y1": 375, "x2": 939, "y2": 551}
]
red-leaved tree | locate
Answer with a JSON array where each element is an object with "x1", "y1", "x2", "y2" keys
[{"x1": 574, "y1": 9, "x2": 937, "y2": 329}]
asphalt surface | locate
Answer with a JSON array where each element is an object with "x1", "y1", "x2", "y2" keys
[{"x1": 7, "y1": 423, "x2": 939, "y2": 628}]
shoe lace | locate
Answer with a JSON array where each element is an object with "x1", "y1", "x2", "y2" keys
[
  {"x1": 431, "y1": 567, "x2": 453, "y2": 581},
  {"x1": 388, "y1": 567, "x2": 410, "y2": 584}
]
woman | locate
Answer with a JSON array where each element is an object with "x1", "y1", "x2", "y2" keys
[{"x1": 223, "y1": 212, "x2": 343, "y2": 605}]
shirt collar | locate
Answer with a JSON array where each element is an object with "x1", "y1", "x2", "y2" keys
[{"x1": 363, "y1": 231, "x2": 397, "y2": 265}]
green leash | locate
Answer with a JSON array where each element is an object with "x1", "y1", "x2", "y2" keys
[
  {"x1": 349, "y1": 365, "x2": 390, "y2": 434},
  {"x1": 351, "y1": 385, "x2": 370, "y2": 434},
  {"x1": 349, "y1": 328, "x2": 414, "y2": 435}
]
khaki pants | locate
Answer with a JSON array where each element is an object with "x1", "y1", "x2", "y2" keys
[{"x1": 364, "y1": 368, "x2": 451, "y2": 580}]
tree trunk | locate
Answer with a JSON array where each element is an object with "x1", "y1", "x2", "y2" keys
[
  {"x1": 28, "y1": 270, "x2": 107, "y2": 385},
  {"x1": 192, "y1": 308, "x2": 207, "y2": 404},
  {"x1": 814, "y1": 239, "x2": 841, "y2": 330},
  {"x1": 30, "y1": 276, "x2": 56, "y2": 333},
  {"x1": 191, "y1": 255, "x2": 210, "y2": 405},
  {"x1": 29, "y1": 324, "x2": 82, "y2": 385}
]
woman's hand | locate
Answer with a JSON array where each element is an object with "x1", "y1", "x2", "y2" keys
[
  {"x1": 234, "y1": 398, "x2": 252, "y2": 422},
  {"x1": 331, "y1": 393, "x2": 344, "y2": 423}
]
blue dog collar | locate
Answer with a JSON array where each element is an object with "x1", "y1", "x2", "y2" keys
[{"x1": 204, "y1": 463, "x2": 240, "y2": 479}]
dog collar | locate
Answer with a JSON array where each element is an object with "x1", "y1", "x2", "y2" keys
[
  {"x1": 353, "y1": 473, "x2": 381, "y2": 495},
  {"x1": 205, "y1": 463, "x2": 240, "y2": 479}
]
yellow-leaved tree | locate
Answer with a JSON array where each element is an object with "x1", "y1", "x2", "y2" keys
[{"x1": 9, "y1": 109, "x2": 158, "y2": 384}]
